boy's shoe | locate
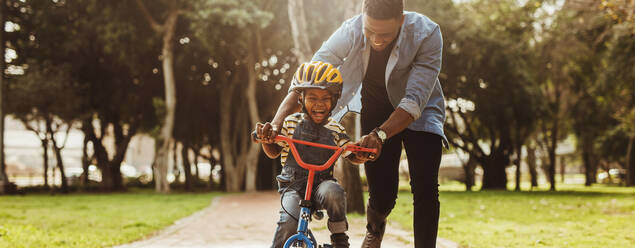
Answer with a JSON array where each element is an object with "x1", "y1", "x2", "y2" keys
[
  {"x1": 330, "y1": 233, "x2": 350, "y2": 248},
  {"x1": 361, "y1": 206, "x2": 389, "y2": 248}
]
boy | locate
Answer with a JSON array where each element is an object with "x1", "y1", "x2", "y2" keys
[{"x1": 255, "y1": 61, "x2": 369, "y2": 248}]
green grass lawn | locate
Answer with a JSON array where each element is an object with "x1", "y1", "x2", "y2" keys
[
  {"x1": 0, "y1": 189, "x2": 219, "y2": 248},
  {"x1": 389, "y1": 184, "x2": 635, "y2": 248}
]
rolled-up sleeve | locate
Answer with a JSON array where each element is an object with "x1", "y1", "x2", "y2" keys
[{"x1": 398, "y1": 25, "x2": 443, "y2": 120}]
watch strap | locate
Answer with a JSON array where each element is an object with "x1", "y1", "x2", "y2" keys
[{"x1": 372, "y1": 127, "x2": 387, "y2": 144}]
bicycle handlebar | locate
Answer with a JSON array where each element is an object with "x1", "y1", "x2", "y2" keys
[{"x1": 252, "y1": 131, "x2": 377, "y2": 171}]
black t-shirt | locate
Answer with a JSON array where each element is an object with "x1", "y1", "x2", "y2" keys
[{"x1": 361, "y1": 37, "x2": 398, "y2": 131}]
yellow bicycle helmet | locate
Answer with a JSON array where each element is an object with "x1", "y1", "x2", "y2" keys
[{"x1": 290, "y1": 61, "x2": 343, "y2": 108}]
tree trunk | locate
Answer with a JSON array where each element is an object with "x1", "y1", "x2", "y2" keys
[
  {"x1": 219, "y1": 81, "x2": 245, "y2": 192},
  {"x1": 546, "y1": 86, "x2": 563, "y2": 191},
  {"x1": 336, "y1": 114, "x2": 365, "y2": 214},
  {"x1": 41, "y1": 138, "x2": 50, "y2": 188},
  {"x1": 515, "y1": 146, "x2": 522, "y2": 191},
  {"x1": 110, "y1": 163, "x2": 123, "y2": 191},
  {"x1": 80, "y1": 134, "x2": 90, "y2": 188},
  {"x1": 256, "y1": 151, "x2": 276, "y2": 190},
  {"x1": 287, "y1": 0, "x2": 313, "y2": 62},
  {"x1": 154, "y1": 139, "x2": 171, "y2": 192},
  {"x1": 209, "y1": 156, "x2": 217, "y2": 190},
  {"x1": 481, "y1": 156, "x2": 508, "y2": 190},
  {"x1": 83, "y1": 119, "x2": 134, "y2": 191},
  {"x1": 193, "y1": 148, "x2": 200, "y2": 183},
  {"x1": 462, "y1": 155, "x2": 476, "y2": 191},
  {"x1": 49, "y1": 132, "x2": 68, "y2": 193},
  {"x1": 91, "y1": 134, "x2": 112, "y2": 190},
  {"x1": 244, "y1": 48, "x2": 262, "y2": 192},
  {"x1": 172, "y1": 141, "x2": 180, "y2": 184},
  {"x1": 219, "y1": 154, "x2": 226, "y2": 192},
  {"x1": 136, "y1": 1, "x2": 180, "y2": 193},
  {"x1": 526, "y1": 144, "x2": 538, "y2": 188},
  {"x1": 111, "y1": 122, "x2": 135, "y2": 191},
  {"x1": 182, "y1": 141, "x2": 193, "y2": 191},
  {"x1": 0, "y1": 0, "x2": 7, "y2": 195},
  {"x1": 559, "y1": 156, "x2": 566, "y2": 183},
  {"x1": 548, "y1": 149, "x2": 557, "y2": 191},
  {"x1": 548, "y1": 127, "x2": 558, "y2": 191},
  {"x1": 342, "y1": 159, "x2": 365, "y2": 213},
  {"x1": 627, "y1": 135, "x2": 635, "y2": 186}
]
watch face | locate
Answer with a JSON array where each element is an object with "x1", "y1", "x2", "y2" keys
[
  {"x1": 378, "y1": 130, "x2": 386, "y2": 140},
  {"x1": 375, "y1": 129, "x2": 386, "y2": 141}
]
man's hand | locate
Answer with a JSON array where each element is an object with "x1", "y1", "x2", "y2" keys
[
  {"x1": 354, "y1": 133, "x2": 383, "y2": 162},
  {"x1": 254, "y1": 122, "x2": 279, "y2": 144},
  {"x1": 345, "y1": 153, "x2": 366, "y2": 165}
]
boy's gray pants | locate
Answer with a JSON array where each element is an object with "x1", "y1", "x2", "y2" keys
[{"x1": 271, "y1": 180, "x2": 348, "y2": 248}]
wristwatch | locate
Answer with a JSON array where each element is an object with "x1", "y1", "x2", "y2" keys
[{"x1": 372, "y1": 128, "x2": 387, "y2": 144}]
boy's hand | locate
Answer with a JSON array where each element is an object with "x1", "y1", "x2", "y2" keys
[
  {"x1": 354, "y1": 134, "x2": 382, "y2": 162},
  {"x1": 255, "y1": 122, "x2": 279, "y2": 144}
]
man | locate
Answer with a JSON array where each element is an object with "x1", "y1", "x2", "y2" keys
[{"x1": 262, "y1": 0, "x2": 447, "y2": 247}]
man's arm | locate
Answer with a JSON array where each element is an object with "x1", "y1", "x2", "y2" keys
[
  {"x1": 312, "y1": 19, "x2": 355, "y2": 66},
  {"x1": 356, "y1": 108, "x2": 413, "y2": 161},
  {"x1": 379, "y1": 107, "x2": 415, "y2": 138},
  {"x1": 375, "y1": 25, "x2": 443, "y2": 139},
  {"x1": 395, "y1": 25, "x2": 443, "y2": 126},
  {"x1": 258, "y1": 91, "x2": 300, "y2": 144},
  {"x1": 271, "y1": 91, "x2": 301, "y2": 129}
]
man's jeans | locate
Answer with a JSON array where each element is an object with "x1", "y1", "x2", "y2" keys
[{"x1": 271, "y1": 180, "x2": 348, "y2": 248}]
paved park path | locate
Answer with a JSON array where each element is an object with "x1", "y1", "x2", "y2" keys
[{"x1": 116, "y1": 191, "x2": 459, "y2": 248}]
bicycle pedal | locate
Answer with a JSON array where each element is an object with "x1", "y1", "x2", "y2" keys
[{"x1": 319, "y1": 244, "x2": 333, "y2": 248}]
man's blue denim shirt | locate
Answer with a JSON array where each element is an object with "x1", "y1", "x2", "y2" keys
[{"x1": 308, "y1": 11, "x2": 448, "y2": 146}]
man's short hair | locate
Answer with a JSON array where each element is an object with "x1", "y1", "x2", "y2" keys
[{"x1": 363, "y1": 0, "x2": 404, "y2": 20}]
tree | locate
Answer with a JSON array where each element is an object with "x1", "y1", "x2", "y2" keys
[
  {"x1": 596, "y1": 0, "x2": 635, "y2": 185},
  {"x1": 135, "y1": 0, "x2": 184, "y2": 193},
  {"x1": 7, "y1": 62, "x2": 81, "y2": 192},
  {"x1": 287, "y1": 0, "x2": 312, "y2": 63},
  {"x1": 171, "y1": 25, "x2": 223, "y2": 190},
  {"x1": 543, "y1": 0, "x2": 634, "y2": 187},
  {"x1": 6, "y1": 0, "x2": 163, "y2": 191},
  {"x1": 441, "y1": 0, "x2": 541, "y2": 189},
  {"x1": 190, "y1": 0, "x2": 280, "y2": 192},
  {"x1": 0, "y1": 0, "x2": 7, "y2": 194}
]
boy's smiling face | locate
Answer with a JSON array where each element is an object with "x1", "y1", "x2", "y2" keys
[{"x1": 302, "y1": 88, "x2": 333, "y2": 124}]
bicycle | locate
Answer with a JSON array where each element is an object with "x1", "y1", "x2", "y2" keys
[{"x1": 252, "y1": 132, "x2": 377, "y2": 248}]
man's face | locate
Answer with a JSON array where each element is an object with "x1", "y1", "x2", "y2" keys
[
  {"x1": 362, "y1": 14, "x2": 404, "y2": 52},
  {"x1": 302, "y1": 89, "x2": 333, "y2": 124}
]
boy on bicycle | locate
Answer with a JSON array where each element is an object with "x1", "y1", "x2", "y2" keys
[{"x1": 255, "y1": 61, "x2": 370, "y2": 248}]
